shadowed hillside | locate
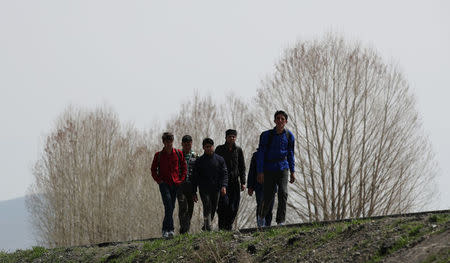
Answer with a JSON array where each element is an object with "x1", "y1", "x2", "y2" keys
[
  {"x1": 0, "y1": 197, "x2": 35, "y2": 252},
  {"x1": 1, "y1": 211, "x2": 448, "y2": 263}
]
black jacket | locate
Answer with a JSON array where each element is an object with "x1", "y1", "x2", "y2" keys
[
  {"x1": 192, "y1": 153, "x2": 228, "y2": 193},
  {"x1": 215, "y1": 143, "x2": 246, "y2": 186}
]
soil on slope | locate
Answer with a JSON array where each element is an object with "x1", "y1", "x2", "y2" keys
[{"x1": 1, "y1": 211, "x2": 448, "y2": 263}]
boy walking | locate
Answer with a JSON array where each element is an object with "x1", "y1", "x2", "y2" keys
[
  {"x1": 177, "y1": 135, "x2": 198, "y2": 234},
  {"x1": 247, "y1": 149, "x2": 277, "y2": 227},
  {"x1": 192, "y1": 138, "x2": 228, "y2": 231},
  {"x1": 151, "y1": 132, "x2": 187, "y2": 238},
  {"x1": 257, "y1": 111, "x2": 296, "y2": 227},
  {"x1": 215, "y1": 129, "x2": 246, "y2": 230}
]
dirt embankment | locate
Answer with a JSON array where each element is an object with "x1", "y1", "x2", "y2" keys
[{"x1": 1, "y1": 211, "x2": 449, "y2": 262}]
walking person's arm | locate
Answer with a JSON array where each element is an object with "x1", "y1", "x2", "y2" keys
[
  {"x1": 151, "y1": 152, "x2": 161, "y2": 184},
  {"x1": 220, "y1": 158, "x2": 228, "y2": 196},
  {"x1": 256, "y1": 132, "x2": 267, "y2": 184},
  {"x1": 247, "y1": 153, "x2": 257, "y2": 196},
  {"x1": 192, "y1": 159, "x2": 199, "y2": 202},
  {"x1": 238, "y1": 147, "x2": 246, "y2": 191},
  {"x1": 287, "y1": 132, "x2": 296, "y2": 184},
  {"x1": 179, "y1": 150, "x2": 187, "y2": 182}
]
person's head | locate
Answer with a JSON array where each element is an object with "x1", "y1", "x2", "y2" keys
[
  {"x1": 202, "y1": 138, "x2": 214, "y2": 155},
  {"x1": 181, "y1": 135, "x2": 193, "y2": 152},
  {"x1": 225, "y1": 129, "x2": 237, "y2": 145},
  {"x1": 162, "y1": 132, "x2": 174, "y2": 148},
  {"x1": 274, "y1": 110, "x2": 288, "y2": 130}
]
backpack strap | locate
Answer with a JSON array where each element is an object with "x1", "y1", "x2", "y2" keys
[{"x1": 175, "y1": 149, "x2": 182, "y2": 180}]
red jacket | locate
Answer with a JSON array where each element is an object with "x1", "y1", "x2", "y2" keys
[{"x1": 151, "y1": 148, "x2": 187, "y2": 185}]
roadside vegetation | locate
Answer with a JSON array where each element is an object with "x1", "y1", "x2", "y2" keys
[{"x1": 1, "y1": 212, "x2": 448, "y2": 263}]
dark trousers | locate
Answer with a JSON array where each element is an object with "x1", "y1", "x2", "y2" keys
[
  {"x1": 217, "y1": 181, "x2": 241, "y2": 230},
  {"x1": 260, "y1": 169, "x2": 289, "y2": 224},
  {"x1": 177, "y1": 182, "x2": 194, "y2": 234},
  {"x1": 159, "y1": 183, "x2": 179, "y2": 232},
  {"x1": 255, "y1": 187, "x2": 275, "y2": 226},
  {"x1": 199, "y1": 190, "x2": 220, "y2": 231}
]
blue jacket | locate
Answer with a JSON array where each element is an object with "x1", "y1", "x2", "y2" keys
[
  {"x1": 192, "y1": 153, "x2": 228, "y2": 193},
  {"x1": 256, "y1": 128, "x2": 295, "y2": 173}
]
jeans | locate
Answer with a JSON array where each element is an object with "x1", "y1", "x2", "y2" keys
[
  {"x1": 177, "y1": 182, "x2": 194, "y2": 234},
  {"x1": 217, "y1": 181, "x2": 241, "y2": 230},
  {"x1": 199, "y1": 190, "x2": 220, "y2": 231},
  {"x1": 260, "y1": 169, "x2": 289, "y2": 224},
  {"x1": 159, "y1": 183, "x2": 179, "y2": 232},
  {"x1": 255, "y1": 186, "x2": 275, "y2": 226}
]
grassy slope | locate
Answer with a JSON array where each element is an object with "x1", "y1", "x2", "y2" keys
[{"x1": 1, "y1": 212, "x2": 448, "y2": 263}]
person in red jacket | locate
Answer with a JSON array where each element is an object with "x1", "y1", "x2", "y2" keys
[{"x1": 151, "y1": 132, "x2": 187, "y2": 238}]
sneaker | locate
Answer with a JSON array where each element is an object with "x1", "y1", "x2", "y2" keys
[
  {"x1": 167, "y1": 231, "x2": 174, "y2": 238},
  {"x1": 162, "y1": 231, "x2": 169, "y2": 238},
  {"x1": 277, "y1": 222, "x2": 285, "y2": 226}
]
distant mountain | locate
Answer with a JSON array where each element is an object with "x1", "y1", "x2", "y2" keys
[{"x1": 0, "y1": 196, "x2": 36, "y2": 252}]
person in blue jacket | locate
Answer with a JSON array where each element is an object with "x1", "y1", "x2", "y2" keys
[
  {"x1": 256, "y1": 110, "x2": 295, "y2": 227},
  {"x1": 247, "y1": 149, "x2": 276, "y2": 227}
]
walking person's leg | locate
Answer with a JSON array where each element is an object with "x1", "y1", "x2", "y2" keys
[
  {"x1": 210, "y1": 190, "x2": 221, "y2": 223},
  {"x1": 265, "y1": 188, "x2": 276, "y2": 226},
  {"x1": 159, "y1": 183, "x2": 175, "y2": 237},
  {"x1": 185, "y1": 183, "x2": 194, "y2": 233},
  {"x1": 275, "y1": 169, "x2": 289, "y2": 225},
  {"x1": 217, "y1": 194, "x2": 228, "y2": 230},
  {"x1": 200, "y1": 191, "x2": 212, "y2": 231},
  {"x1": 255, "y1": 187, "x2": 264, "y2": 226},
  {"x1": 259, "y1": 170, "x2": 277, "y2": 227},
  {"x1": 177, "y1": 183, "x2": 189, "y2": 234},
  {"x1": 228, "y1": 182, "x2": 241, "y2": 230},
  {"x1": 167, "y1": 184, "x2": 178, "y2": 236}
]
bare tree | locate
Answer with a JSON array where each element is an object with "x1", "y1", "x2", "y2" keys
[
  {"x1": 255, "y1": 34, "x2": 437, "y2": 222},
  {"x1": 27, "y1": 34, "x2": 437, "y2": 245},
  {"x1": 27, "y1": 106, "x2": 164, "y2": 247}
]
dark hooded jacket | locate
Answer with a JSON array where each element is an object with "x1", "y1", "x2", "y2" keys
[
  {"x1": 215, "y1": 143, "x2": 246, "y2": 185},
  {"x1": 192, "y1": 153, "x2": 228, "y2": 193}
]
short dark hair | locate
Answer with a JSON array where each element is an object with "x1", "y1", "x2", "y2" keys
[
  {"x1": 274, "y1": 110, "x2": 288, "y2": 121},
  {"x1": 225, "y1": 129, "x2": 237, "y2": 137},
  {"x1": 162, "y1": 132, "x2": 174, "y2": 142},
  {"x1": 202, "y1": 138, "x2": 214, "y2": 146},
  {"x1": 182, "y1": 135, "x2": 192, "y2": 143}
]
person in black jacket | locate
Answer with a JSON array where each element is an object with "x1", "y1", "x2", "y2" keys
[
  {"x1": 247, "y1": 150, "x2": 276, "y2": 227},
  {"x1": 177, "y1": 135, "x2": 199, "y2": 234},
  {"x1": 192, "y1": 138, "x2": 228, "y2": 231},
  {"x1": 215, "y1": 129, "x2": 246, "y2": 230}
]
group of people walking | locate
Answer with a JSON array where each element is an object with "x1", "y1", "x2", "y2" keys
[{"x1": 151, "y1": 110, "x2": 295, "y2": 237}]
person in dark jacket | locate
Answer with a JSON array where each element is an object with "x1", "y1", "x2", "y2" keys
[
  {"x1": 192, "y1": 138, "x2": 228, "y2": 231},
  {"x1": 215, "y1": 129, "x2": 246, "y2": 230},
  {"x1": 256, "y1": 110, "x2": 295, "y2": 227},
  {"x1": 247, "y1": 150, "x2": 276, "y2": 227},
  {"x1": 177, "y1": 135, "x2": 199, "y2": 234},
  {"x1": 151, "y1": 132, "x2": 187, "y2": 238}
]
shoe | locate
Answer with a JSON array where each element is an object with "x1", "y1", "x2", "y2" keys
[
  {"x1": 168, "y1": 231, "x2": 174, "y2": 237},
  {"x1": 277, "y1": 222, "x2": 285, "y2": 226},
  {"x1": 162, "y1": 231, "x2": 169, "y2": 238}
]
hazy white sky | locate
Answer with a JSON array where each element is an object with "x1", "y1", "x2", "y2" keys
[{"x1": 0, "y1": 1, "x2": 449, "y2": 209}]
